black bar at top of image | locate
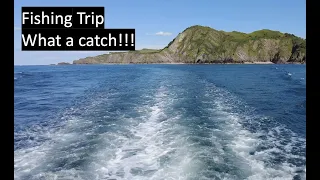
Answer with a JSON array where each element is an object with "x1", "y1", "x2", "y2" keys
[
  {"x1": 21, "y1": 28, "x2": 135, "y2": 51},
  {"x1": 21, "y1": 7, "x2": 105, "y2": 29}
]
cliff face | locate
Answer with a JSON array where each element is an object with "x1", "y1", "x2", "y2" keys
[{"x1": 73, "y1": 25, "x2": 306, "y2": 64}]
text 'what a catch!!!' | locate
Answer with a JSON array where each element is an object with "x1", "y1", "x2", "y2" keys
[
  {"x1": 21, "y1": 7, "x2": 135, "y2": 51},
  {"x1": 22, "y1": 33, "x2": 135, "y2": 47}
]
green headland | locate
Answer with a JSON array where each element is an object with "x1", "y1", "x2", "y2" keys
[{"x1": 72, "y1": 25, "x2": 306, "y2": 64}]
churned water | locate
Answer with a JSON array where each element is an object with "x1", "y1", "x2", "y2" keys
[{"x1": 14, "y1": 64, "x2": 306, "y2": 180}]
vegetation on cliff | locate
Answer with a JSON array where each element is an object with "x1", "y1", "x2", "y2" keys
[
  {"x1": 73, "y1": 25, "x2": 306, "y2": 64},
  {"x1": 57, "y1": 62, "x2": 71, "y2": 65}
]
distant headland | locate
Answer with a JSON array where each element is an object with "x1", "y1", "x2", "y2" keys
[
  {"x1": 57, "y1": 62, "x2": 71, "y2": 65},
  {"x1": 64, "y1": 25, "x2": 305, "y2": 65}
]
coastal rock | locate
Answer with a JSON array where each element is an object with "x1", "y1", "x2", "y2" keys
[
  {"x1": 73, "y1": 25, "x2": 306, "y2": 64},
  {"x1": 57, "y1": 62, "x2": 71, "y2": 65}
]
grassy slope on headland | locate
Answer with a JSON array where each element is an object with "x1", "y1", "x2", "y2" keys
[{"x1": 72, "y1": 25, "x2": 306, "y2": 64}]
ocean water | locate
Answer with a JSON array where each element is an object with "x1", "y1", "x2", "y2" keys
[{"x1": 14, "y1": 64, "x2": 306, "y2": 180}]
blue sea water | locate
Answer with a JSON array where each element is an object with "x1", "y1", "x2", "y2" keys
[{"x1": 14, "y1": 64, "x2": 306, "y2": 180}]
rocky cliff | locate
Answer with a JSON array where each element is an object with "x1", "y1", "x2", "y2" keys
[{"x1": 73, "y1": 25, "x2": 306, "y2": 64}]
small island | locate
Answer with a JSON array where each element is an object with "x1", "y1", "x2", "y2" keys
[{"x1": 57, "y1": 62, "x2": 71, "y2": 65}]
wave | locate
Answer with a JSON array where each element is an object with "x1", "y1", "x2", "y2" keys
[
  {"x1": 201, "y1": 83, "x2": 305, "y2": 180},
  {"x1": 14, "y1": 72, "x2": 34, "y2": 81},
  {"x1": 14, "y1": 87, "x2": 120, "y2": 179},
  {"x1": 272, "y1": 66, "x2": 305, "y2": 85},
  {"x1": 88, "y1": 85, "x2": 198, "y2": 180},
  {"x1": 15, "y1": 83, "x2": 201, "y2": 180},
  {"x1": 14, "y1": 71, "x2": 306, "y2": 180}
]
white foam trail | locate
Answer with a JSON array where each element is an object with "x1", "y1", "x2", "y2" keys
[
  {"x1": 205, "y1": 85, "x2": 306, "y2": 180},
  {"x1": 88, "y1": 86, "x2": 200, "y2": 180},
  {"x1": 15, "y1": 76, "x2": 305, "y2": 179},
  {"x1": 14, "y1": 91, "x2": 118, "y2": 179},
  {"x1": 14, "y1": 129, "x2": 84, "y2": 179}
]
